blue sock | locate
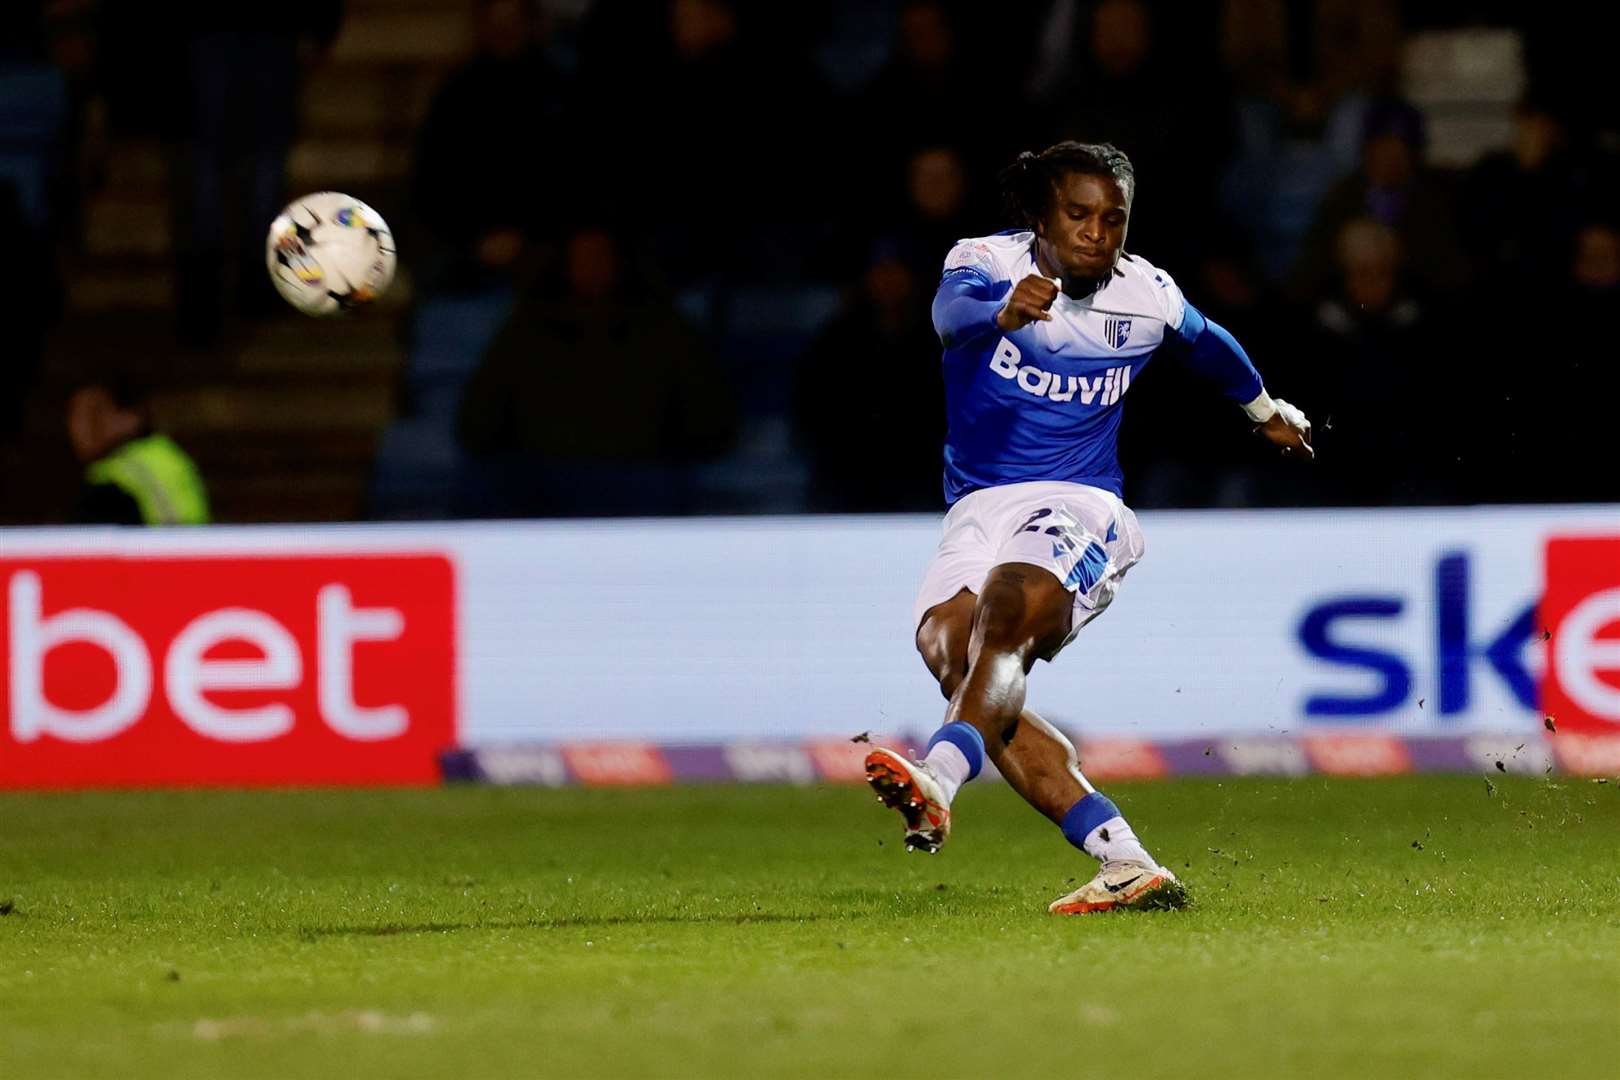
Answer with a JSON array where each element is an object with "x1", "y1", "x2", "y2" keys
[
  {"x1": 921, "y1": 721, "x2": 985, "y2": 801},
  {"x1": 1059, "y1": 791, "x2": 1156, "y2": 865},
  {"x1": 1060, "y1": 792, "x2": 1119, "y2": 850}
]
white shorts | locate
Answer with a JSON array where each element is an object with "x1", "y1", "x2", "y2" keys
[{"x1": 912, "y1": 480, "x2": 1146, "y2": 659}]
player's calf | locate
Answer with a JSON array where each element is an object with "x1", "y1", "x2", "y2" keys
[
  {"x1": 886, "y1": 567, "x2": 1070, "y2": 850},
  {"x1": 915, "y1": 588, "x2": 974, "y2": 700}
]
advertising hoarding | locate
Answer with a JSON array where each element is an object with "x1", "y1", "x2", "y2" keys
[{"x1": 3, "y1": 505, "x2": 1617, "y2": 786}]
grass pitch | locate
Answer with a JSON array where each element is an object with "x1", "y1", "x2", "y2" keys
[{"x1": 2, "y1": 776, "x2": 1617, "y2": 1079}]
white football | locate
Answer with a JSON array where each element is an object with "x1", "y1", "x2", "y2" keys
[{"x1": 265, "y1": 191, "x2": 396, "y2": 316}]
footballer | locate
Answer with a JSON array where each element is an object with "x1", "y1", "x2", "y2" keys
[{"x1": 865, "y1": 141, "x2": 1313, "y2": 914}]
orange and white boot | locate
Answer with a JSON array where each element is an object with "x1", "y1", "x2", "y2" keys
[
  {"x1": 1048, "y1": 860, "x2": 1190, "y2": 914},
  {"x1": 864, "y1": 747, "x2": 951, "y2": 854}
]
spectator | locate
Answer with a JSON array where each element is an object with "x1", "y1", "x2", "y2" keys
[
  {"x1": 169, "y1": 3, "x2": 343, "y2": 346},
  {"x1": 1564, "y1": 223, "x2": 1620, "y2": 498},
  {"x1": 0, "y1": 2, "x2": 72, "y2": 239},
  {"x1": 1459, "y1": 99, "x2": 1586, "y2": 285},
  {"x1": 1569, "y1": 222, "x2": 1620, "y2": 298},
  {"x1": 881, "y1": 145, "x2": 977, "y2": 285},
  {"x1": 1217, "y1": 1, "x2": 1402, "y2": 284},
  {"x1": 1037, "y1": 0, "x2": 1222, "y2": 270},
  {"x1": 1292, "y1": 99, "x2": 1470, "y2": 303},
  {"x1": 1295, "y1": 218, "x2": 1451, "y2": 505},
  {"x1": 577, "y1": 0, "x2": 823, "y2": 285},
  {"x1": 1221, "y1": 0, "x2": 1402, "y2": 103},
  {"x1": 455, "y1": 226, "x2": 737, "y2": 516},
  {"x1": 411, "y1": 0, "x2": 568, "y2": 293},
  {"x1": 0, "y1": 6, "x2": 70, "y2": 434},
  {"x1": 1486, "y1": 221, "x2": 1620, "y2": 504},
  {"x1": 0, "y1": 180, "x2": 53, "y2": 439},
  {"x1": 794, "y1": 248, "x2": 944, "y2": 511},
  {"x1": 67, "y1": 378, "x2": 210, "y2": 525},
  {"x1": 1123, "y1": 238, "x2": 1295, "y2": 509},
  {"x1": 1219, "y1": 84, "x2": 1365, "y2": 284},
  {"x1": 847, "y1": 1, "x2": 1000, "y2": 209}
]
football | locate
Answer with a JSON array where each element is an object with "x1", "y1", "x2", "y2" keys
[{"x1": 265, "y1": 191, "x2": 396, "y2": 316}]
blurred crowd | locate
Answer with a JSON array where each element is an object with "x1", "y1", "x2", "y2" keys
[{"x1": 5, "y1": 0, "x2": 1620, "y2": 521}]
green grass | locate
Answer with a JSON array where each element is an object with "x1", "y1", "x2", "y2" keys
[{"x1": 2, "y1": 777, "x2": 1618, "y2": 1079}]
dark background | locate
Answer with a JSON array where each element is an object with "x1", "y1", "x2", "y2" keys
[{"x1": 2, "y1": 0, "x2": 1617, "y2": 524}]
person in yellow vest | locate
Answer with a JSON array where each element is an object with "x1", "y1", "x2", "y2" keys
[{"x1": 67, "y1": 380, "x2": 211, "y2": 525}]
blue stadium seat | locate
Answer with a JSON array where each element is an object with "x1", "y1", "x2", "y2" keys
[
  {"x1": 701, "y1": 284, "x2": 842, "y2": 512},
  {"x1": 367, "y1": 416, "x2": 462, "y2": 521},
  {"x1": 370, "y1": 286, "x2": 515, "y2": 518},
  {"x1": 403, "y1": 286, "x2": 516, "y2": 407},
  {"x1": 0, "y1": 62, "x2": 69, "y2": 234},
  {"x1": 812, "y1": 1, "x2": 900, "y2": 93},
  {"x1": 717, "y1": 284, "x2": 843, "y2": 415}
]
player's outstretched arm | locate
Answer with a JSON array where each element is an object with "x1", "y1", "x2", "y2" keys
[{"x1": 1170, "y1": 302, "x2": 1314, "y2": 459}]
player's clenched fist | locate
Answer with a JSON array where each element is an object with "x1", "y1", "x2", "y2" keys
[{"x1": 995, "y1": 274, "x2": 1062, "y2": 331}]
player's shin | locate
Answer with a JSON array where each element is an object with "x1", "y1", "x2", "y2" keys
[
  {"x1": 920, "y1": 721, "x2": 985, "y2": 803},
  {"x1": 983, "y1": 706, "x2": 1093, "y2": 821},
  {"x1": 1004, "y1": 709, "x2": 1162, "y2": 870}
]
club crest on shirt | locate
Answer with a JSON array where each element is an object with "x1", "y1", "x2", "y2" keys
[{"x1": 1104, "y1": 317, "x2": 1132, "y2": 349}]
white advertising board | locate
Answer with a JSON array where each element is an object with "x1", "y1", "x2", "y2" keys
[{"x1": 4, "y1": 505, "x2": 1617, "y2": 766}]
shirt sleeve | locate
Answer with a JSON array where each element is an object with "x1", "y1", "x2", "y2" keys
[
  {"x1": 1166, "y1": 301, "x2": 1265, "y2": 404},
  {"x1": 1141, "y1": 258, "x2": 1188, "y2": 331},
  {"x1": 941, "y1": 238, "x2": 1000, "y2": 283},
  {"x1": 933, "y1": 240, "x2": 1013, "y2": 347},
  {"x1": 931, "y1": 273, "x2": 1010, "y2": 350}
]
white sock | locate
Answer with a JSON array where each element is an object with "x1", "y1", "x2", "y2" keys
[
  {"x1": 921, "y1": 740, "x2": 971, "y2": 804},
  {"x1": 1082, "y1": 815, "x2": 1157, "y2": 869}
]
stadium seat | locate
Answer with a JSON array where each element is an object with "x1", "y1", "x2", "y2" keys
[
  {"x1": 717, "y1": 284, "x2": 843, "y2": 415},
  {"x1": 402, "y1": 285, "x2": 516, "y2": 408},
  {"x1": 0, "y1": 62, "x2": 69, "y2": 234},
  {"x1": 367, "y1": 416, "x2": 462, "y2": 520},
  {"x1": 370, "y1": 286, "x2": 516, "y2": 518},
  {"x1": 698, "y1": 284, "x2": 841, "y2": 512}
]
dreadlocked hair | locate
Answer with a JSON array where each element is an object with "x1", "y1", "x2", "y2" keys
[{"x1": 998, "y1": 141, "x2": 1135, "y2": 231}]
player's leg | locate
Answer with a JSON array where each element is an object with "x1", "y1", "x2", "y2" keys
[
  {"x1": 938, "y1": 562, "x2": 1086, "y2": 820},
  {"x1": 913, "y1": 587, "x2": 1091, "y2": 814},
  {"x1": 996, "y1": 706, "x2": 1185, "y2": 912},
  {"x1": 913, "y1": 588, "x2": 972, "y2": 701},
  {"x1": 893, "y1": 561, "x2": 1182, "y2": 909},
  {"x1": 912, "y1": 588, "x2": 1147, "y2": 854},
  {"x1": 878, "y1": 577, "x2": 1157, "y2": 848},
  {"x1": 873, "y1": 486, "x2": 1184, "y2": 907},
  {"x1": 865, "y1": 582, "x2": 1071, "y2": 851},
  {"x1": 864, "y1": 589, "x2": 975, "y2": 852},
  {"x1": 952, "y1": 563, "x2": 1184, "y2": 911},
  {"x1": 879, "y1": 571, "x2": 1109, "y2": 831}
]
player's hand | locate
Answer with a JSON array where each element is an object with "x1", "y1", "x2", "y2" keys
[
  {"x1": 1257, "y1": 398, "x2": 1314, "y2": 459},
  {"x1": 995, "y1": 274, "x2": 1061, "y2": 331}
]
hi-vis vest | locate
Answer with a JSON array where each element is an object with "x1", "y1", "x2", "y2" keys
[{"x1": 85, "y1": 433, "x2": 211, "y2": 525}]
